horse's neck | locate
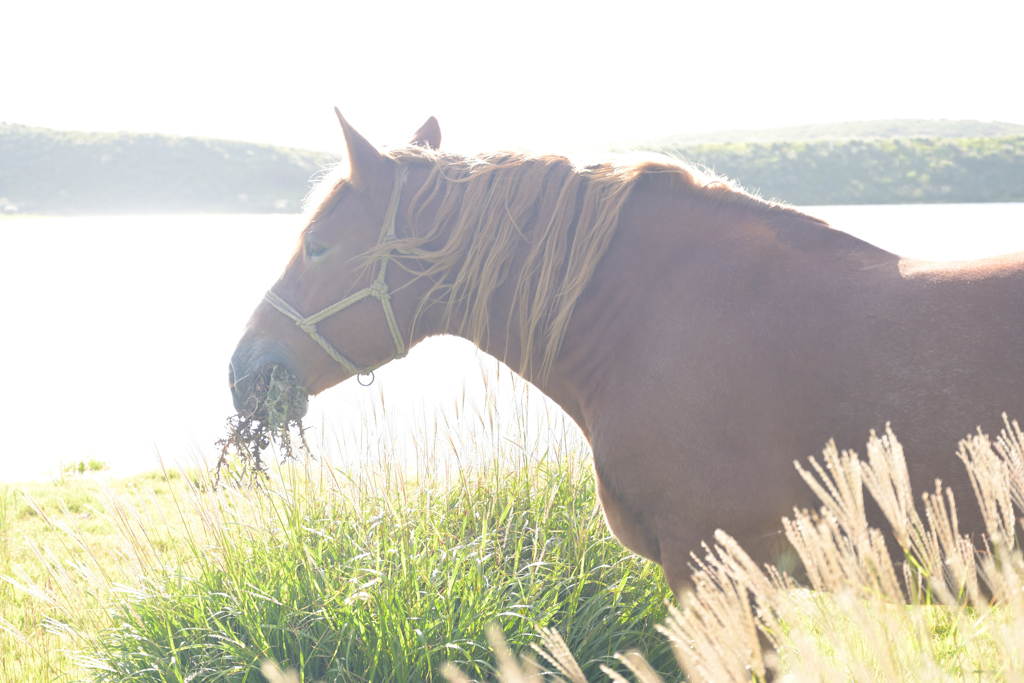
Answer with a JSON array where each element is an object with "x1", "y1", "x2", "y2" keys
[
  {"x1": 418, "y1": 171, "x2": 899, "y2": 437},
  {"x1": 476, "y1": 191, "x2": 898, "y2": 437}
]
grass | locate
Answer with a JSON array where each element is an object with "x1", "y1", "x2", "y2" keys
[
  {"x1": 58, "y1": 458, "x2": 110, "y2": 478},
  {"x1": 444, "y1": 423, "x2": 1024, "y2": 683},
  {"x1": 73, "y1": 456, "x2": 673, "y2": 682},
  {"x1": 4, "y1": 364, "x2": 1024, "y2": 682},
  {"x1": 0, "y1": 469, "x2": 185, "y2": 680},
  {"x1": 1, "y1": 369, "x2": 675, "y2": 682}
]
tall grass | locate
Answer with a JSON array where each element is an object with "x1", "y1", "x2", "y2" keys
[
  {"x1": 3, "y1": 365, "x2": 674, "y2": 682},
  {"x1": 658, "y1": 419, "x2": 1024, "y2": 681},
  {"x1": 0, "y1": 470, "x2": 187, "y2": 680},
  {"x1": 450, "y1": 420, "x2": 1024, "y2": 682}
]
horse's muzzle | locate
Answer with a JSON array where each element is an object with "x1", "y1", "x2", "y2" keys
[{"x1": 228, "y1": 342, "x2": 309, "y2": 418}]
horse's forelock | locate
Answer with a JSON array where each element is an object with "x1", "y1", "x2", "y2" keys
[{"x1": 302, "y1": 162, "x2": 350, "y2": 221}]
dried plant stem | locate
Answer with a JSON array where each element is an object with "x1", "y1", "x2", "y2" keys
[{"x1": 215, "y1": 364, "x2": 310, "y2": 487}]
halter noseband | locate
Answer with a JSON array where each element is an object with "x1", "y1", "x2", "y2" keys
[{"x1": 263, "y1": 164, "x2": 409, "y2": 378}]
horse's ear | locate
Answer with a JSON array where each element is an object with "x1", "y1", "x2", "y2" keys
[
  {"x1": 410, "y1": 116, "x2": 441, "y2": 150},
  {"x1": 335, "y1": 108, "x2": 389, "y2": 190}
]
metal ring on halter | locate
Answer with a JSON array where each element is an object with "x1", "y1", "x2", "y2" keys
[{"x1": 357, "y1": 372, "x2": 375, "y2": 387}]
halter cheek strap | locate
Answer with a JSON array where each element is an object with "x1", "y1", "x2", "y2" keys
[{"x1": 263, "y1": 164, "x2": 409, "y2": 377}]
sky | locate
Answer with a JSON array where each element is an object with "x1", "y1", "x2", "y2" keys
[{"x1": 2, "y1": 0, "x2": 1022, "y2": 155}]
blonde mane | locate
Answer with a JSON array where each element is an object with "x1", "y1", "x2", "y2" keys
[{"x1": 308, "y1": 146, "x2": 788, "y2": 381}]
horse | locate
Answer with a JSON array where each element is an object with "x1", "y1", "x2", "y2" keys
[{"x1": 229, "y1": 110, "x2": 1024, "y2": 597}]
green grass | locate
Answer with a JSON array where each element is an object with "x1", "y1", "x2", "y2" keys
[
  {"x1": 76, "y1": 456, "x2": 674, "y2": 682},
  {"x1": 58, "y1": 458, "x2": 110, "y2": 477},
  {"x1": 0, "y1": 469, "x2": 189, "y2": 680},
  {"x1": 0, "y1": 375, "x2": 676, "y2": 682}
]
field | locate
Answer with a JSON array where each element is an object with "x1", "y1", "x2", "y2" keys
[{"x1": 3, "y1": 371, "x2": 1024, "y2": 682}]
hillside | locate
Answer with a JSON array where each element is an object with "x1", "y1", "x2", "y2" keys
[
  {"x1": 652, "y1": 136, "x2": 1024, "y2": 205},
  {"x1": 0, "y1": 123, "x2": 333, "y2": 215},
  {"x1": 2, "y1": 120, "x2": 1023, "y2": 214},
  {"x1": 641, "y1": 119, "x2": 1024, "y2": 147}
]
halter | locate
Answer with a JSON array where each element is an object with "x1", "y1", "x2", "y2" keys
[{"x1": 264, "y1": 164, "x2": 409, "y2": 379}]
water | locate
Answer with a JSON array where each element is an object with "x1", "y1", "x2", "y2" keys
[
  {"x1": 1, "y1": 203, "x2": 1022, "y2": 482},
  {"x1": 801, "y1": 204, "x2": 1024, "y2": 261}
]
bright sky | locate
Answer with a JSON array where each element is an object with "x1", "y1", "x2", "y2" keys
[{"x1": 2, "y1": 0, "x2": 1022, "y2": 154}]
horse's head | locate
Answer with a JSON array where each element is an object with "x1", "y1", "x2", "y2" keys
[{"x1": 229, "y1": 111, "x2": 441, "y2": 417}]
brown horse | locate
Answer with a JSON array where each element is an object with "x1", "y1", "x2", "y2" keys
[{"x1": 229, "y1": 111, "x2": 1024, "y2": 596}]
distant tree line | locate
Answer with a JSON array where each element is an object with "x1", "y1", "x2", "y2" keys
[
  {"x1": 641, "y1": 118, "x2": 1024, "y2": 147},
  {"x1": 648, "y1": 136, "x2": 1024, "y2": 205},
  {"x1": 0, "y1": 123, "x2": 333, "y2": 215},
  {"x1": 2, "y1": 123, "x2": 1022, "y2": 215}
]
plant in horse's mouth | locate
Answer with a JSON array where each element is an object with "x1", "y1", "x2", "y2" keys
[{"x1": 216, "y1": 364, "x2": 310, "y2": 487}]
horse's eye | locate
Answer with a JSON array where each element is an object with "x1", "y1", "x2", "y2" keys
[{"x1": 305, "y1": 240, "x2": 327, "y2": 259}]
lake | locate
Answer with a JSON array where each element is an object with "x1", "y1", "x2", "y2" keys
[{"x1": 2, "y1": 203, "x2": 1023, "y2": 482}]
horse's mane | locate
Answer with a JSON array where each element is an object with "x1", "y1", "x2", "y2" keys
[{"x1": 306, "y1": 146, "x2": 798, "y2": 381}]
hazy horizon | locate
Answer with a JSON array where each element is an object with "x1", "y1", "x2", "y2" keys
[{"x1": 5, "y1": 117, "x2": 1024, "y2": 156}]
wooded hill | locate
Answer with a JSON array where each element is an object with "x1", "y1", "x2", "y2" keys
[
  {"x1": 640, "y1": 119, "x2": 1024, "y2": 147},
  {"x1": 653, "y1": 136, "x2": 1024, "y2": 205},
  {"x1": 1, "y1": 120, "x2": 1022, "y2": 214},
  {"x1": 0, "y1": 123, "x2": 332, "y2": 215}
]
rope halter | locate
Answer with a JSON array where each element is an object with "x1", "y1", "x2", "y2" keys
[{"x1": 263, "y1": 163, "x2": 409, "y2": 378}]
